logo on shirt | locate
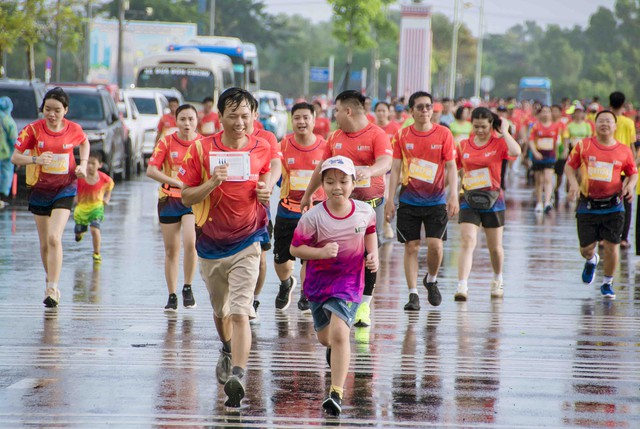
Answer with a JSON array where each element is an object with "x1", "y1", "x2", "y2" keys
[
  {"x1": 406, "y1": 143, "x2": 414, "y2": 150},
  {"x1": 484, "y1": 151, "x2": 496, "y2": 157},
  {"x1": 63, "y1": 143, "x2": 73, "y2": 149},
  {"x1": 613, "y1": 160, "x2": 622, "y2": 166},
  {"x1": 431, "y1": 144, "x2": 442, "y2": 150},
  {"x1": 287, "y1": 158, "x2": 295, "y2": 164},
  {"x1": 463, "y1": 153, "x2": 470, "y2": 159},
  {"x1": 178, "y1": 167, "x2": 186, "y2": 176},
  {"x1": 588, "y1": 156, "x2": 596, "y2": 162},
  {"x1": 312, "y1": 159, "x2": 320, "y2": 165},
  {"x1": 170, "y1": 151, "x2": 179, "y2": 158},
  {"x1": 357, "y1": 145, "x2": 371, "y2": 151},
  {"x1": 335, "y1": 143, "x2": 342, "y2": 149},
  {"x1": 38, "y1": 141, "x2": 45, "y2": 148}
]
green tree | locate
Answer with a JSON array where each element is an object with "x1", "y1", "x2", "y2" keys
[{"x1": 0, "y1": 2, "x2": 24, "y2": 78}]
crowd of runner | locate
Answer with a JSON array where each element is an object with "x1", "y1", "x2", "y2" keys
[{"x1": 7, "y1": 85, "x2": 639, "y2": 416}]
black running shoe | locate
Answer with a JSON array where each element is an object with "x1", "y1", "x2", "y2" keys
[
  {"x1": 164, "y1": 293, "x2": 178, "y2": 312},
  {"x1": 275, "y1": 277, "x2": 297, "y2": 310},
  {"x1": 423, "y1": 278, "x2": 442, "y2": 307},
  {"x1": 224, "y1": 375, "x2": 245, "y2": 408},
  {"x1": 216, "y1": 348, "x2": 232, "y2": 385},
  {"x1": 182, "y1": 285, "x2": 196, "y2": 308},
  {"x1": 403, "y1": 293, "x2": 420, "y2": 311},
  {"x1": 322, "y1": 391, "x2": 342, "y2": 416},
  {"x1": 297, "y1": 292, "x2": 311, "y2": 314}
]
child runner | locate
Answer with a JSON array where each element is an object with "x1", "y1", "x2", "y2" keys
[
  {"x1": 73, "y1": 151, "x2": 114, "y2": 262},
  {"x1": 290, "y1": 155, "x2": 378, "y2": 416},
  {"x1": 146, "y1": 104, "x2": 199, "y2": 312}
]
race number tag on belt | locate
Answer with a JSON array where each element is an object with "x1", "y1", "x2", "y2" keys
[
  {"x1": 201, "y1": 122, "x2": 215, "y2": 134},
  {"x1": 587, "y1": 161, "x2": 614, "y2": 182},
  {"x1": 290, "y1": 170, "x2": 314, "y2": 191},
  {"x1": 42, "y1": 153, "x2": 70, "y2": 175},
  {"x1": 209, "y1": 151, "x2": 250, "y2": 181},
  {"x1": 537, "y1": 137, "x2": 554, "y2": 151},
  {"x1": 463, "y1": 167, "x2": 492, "y2": 190},
  {"x1": 354, "y1": 166, "x2": 370, "y2": 188},
  {"x1": 409, "y1": 158, "x2": 438, "y2": 183}
]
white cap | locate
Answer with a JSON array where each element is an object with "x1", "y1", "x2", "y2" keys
[{"x1": 321, "y1": 156, "x2": 356, "y2": 176}]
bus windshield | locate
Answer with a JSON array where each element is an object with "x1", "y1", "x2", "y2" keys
[{"x1": 137, "y1": 67, "x2": 215, "y2": 103}]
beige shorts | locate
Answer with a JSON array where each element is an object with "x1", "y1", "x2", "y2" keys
[{"x1": 199, "y1": 242, "x2": 261, "y2": 319}]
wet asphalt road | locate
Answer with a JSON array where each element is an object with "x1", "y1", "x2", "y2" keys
[{"x1": 0, "y1": 174, "x2": 639, "y2": 428}]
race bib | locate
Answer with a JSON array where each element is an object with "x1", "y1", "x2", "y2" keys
[
  {"x1": 408, "y1": 158, "x2": 438, "y2": 184},
  {"x1": 354, "y1": 166, "x2": 370, "y2": 188},
  {"x1": 209, "y1": 151, "x2": 250, "y2": 181},
  {"x1": 290, "y1": 169, "x2": 314, "y2": 191},
  {"x1": 537, "y1": 137, "x2": 554, "y2": 151},
  {"x1": 463, "y1": 167, "x2": 492, "y2": 190},
  {"x1": 201, "y1": 122, "x2": 215, "y2": 134},
  {"x1": 42, "y1": 153, "x2": 70, "y2": 175},
  {"x1": 587, "y1": 161, "x2": 614, "y2": 182}
]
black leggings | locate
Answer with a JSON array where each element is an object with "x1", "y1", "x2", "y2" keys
[{"x1": 622, "y1": 198, "x2": 632, "y2": 242}]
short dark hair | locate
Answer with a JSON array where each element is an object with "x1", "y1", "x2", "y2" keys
[
  {"x1": 441, "y1": 97, "x2": 451, "y2": 103},
  {"x1": 595, "y1": 109, "x2": 617, "y2": 122},
  {"x1": 408, "y1": 91, "x2": 432, "y2": 109},
  {"x1": 176, "y1": 103, "x2": 198, "y2": 118},
  {"x1": 454, "y1": 105, "x2": 467, "y2": 120},
  {"x1": 335, "y1": 90, "x2": 365, "y2": 111},
  {"x1": 291, "y1": 102, "x2": 315, "y2": 117},
  {"x1": 217, "y1": 87, "x2": 256, "y2": 117},
  {"x1": 551, "y1": 104, "x2": 562, "y2": 110},
  {"x1": 202, "y1": 96, "x2": 214, "y2": 104},
  {"x1": 89, "y1": 150, "x2": 103, "y2": 163},
  {"x1": 374, "y1": 101, "x2": 390, "y2": 111},
  {"x1": 40, "y1": 87, "x2": 69, "y2": 111},
  {"x1": 609, "y1": 91, "x2": 625, "y2": 109},
  {"x1": 166, "y1": 96, "x2": 179, "y2": 104},
  {"x1": 471, "y1": 107, "x2": 502, "y2": 132}
]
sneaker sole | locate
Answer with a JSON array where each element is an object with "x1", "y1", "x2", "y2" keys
[
  {"x1": 163, "y1": 307, "x2": 178, "y2": 313},
  {"x1": 43, "y1": 296, "x2": 58, "y2": 308},
  {"x1": 603, "y1": 295, "x2": 616, "y2": 300},
  {"x1": 224, "y1": 377, "x2": 245, "y2": 408},
  {"x1": 183, "y1": 303, "x2": 197, "y2": 309},
  {"x1": 300, "y1": 309, "x2": 311, "y2": 315},
  {"x1": 322, "y1": 398, "x2": 341, "y2": 416},
  {"x1": 403, "y1": 304, "x2": 420, "y2": 311},
  {"x1": 454, "y1": 293, "x2": 467, "y2": 302},
  {"x1": 354, "y1": 320, "x2": 370, "y2": 327}
]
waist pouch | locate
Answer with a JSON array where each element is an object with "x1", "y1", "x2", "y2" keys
[
  {"x1": 464, "y1": 189, "x2": 500, "y2": 210},
  {"x1": 584, "y1": 195, "x2": 621, "y2": 210}
]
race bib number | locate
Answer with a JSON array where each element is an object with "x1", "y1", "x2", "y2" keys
[
  {"x1": 42, "y1": 153, "x2": 70, "y2": 175},
  {"x1": 290, "y1": 169, "x2": 314, "y2": 191},
  {"x1": 463, "y1": 167, "x2": 492, "y2": 190},
  {"x1": 408, "y1": 158, "x2": 438, "y2": 184},
  {"x1": 587, "y1": 161, "x2": 614, "y2": 182},
  {"x1": 354, "y1": 166, "x2": 370, "y2": 188},
  {"x1": 201, "y1": 122, "x2": 215, "y2": 134},
  {"x1": 537, "y1": 137, "x2": 554, "y2": 151},
  {"x1": 209, "y1": 151, "x2": 250, "y2": 181}
]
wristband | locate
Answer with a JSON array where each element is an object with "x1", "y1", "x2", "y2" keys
[{"x1": 32, "y1": 156, "x2": 37, "y2": 164}]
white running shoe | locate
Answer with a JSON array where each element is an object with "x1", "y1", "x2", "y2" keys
[
  {"x1": 490, "y1": 280, "x2": 504, "y2": 298},
  {"x1": 534, "y1": 202, "x2": 543, "y2": 213},
  {"x1": 454, "y1": 284, "x2": 468, "y2": 302}
]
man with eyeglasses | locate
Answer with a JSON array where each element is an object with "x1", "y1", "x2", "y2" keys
[
  {"x1": 300, "y1": 90, "x2": 392, "y2": 330},
  {"x1": 384, "y1": 91, "x2": 459, "y2": 311}
]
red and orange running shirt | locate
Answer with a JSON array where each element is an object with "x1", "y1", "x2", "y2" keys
[
  {"x1": 380, "y1": 121, "x2": 401, "y2": 141},
  {"x1": 15, "y1": 119, "x2": 87, "y2": 190},
  {"x1": 148, "y1": 133, "x2": 200, "y2": 199},
  {"x1": 199, "y1": 111, "x2": 220, "y2": 136},
  {"x1": 313, "y1": 117, "x2": 331, "y2": 138},
  {"x1": 323, "y1": 123, "x2": 392, "y2": 201},
  {"x1": 74, "y1": 171, "x2": 114, "y2": 225},
  {"x1": 178, "y1": 134, "x2": 271, "y2": 259},
  {"x1": 392, "y1": 124, "x2": 455, "y2": 206},
  {"x1": 529, "y1": 122, "x2": 563, "y2": 163},
  {"x1": 566, "y1": 137, "x2": 637, "y2": 214},
  {"x1": 456, "y1": 136, "x2": 511, "y2": 212},
  {"x1": 278, "y1": 134, "x2": 327, "y2": 218},
  {"x1": 157, "y1": 113, "x2": 178, "y2": 137},
  {"x1": 253, "y1": 128, "x2": 280, "y2": 160}
]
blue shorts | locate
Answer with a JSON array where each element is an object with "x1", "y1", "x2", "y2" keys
[
  {"x1": 158, "y1": 197, "x2": 193, "y2": 224},
  {"x1": 74, "y1": 220, "x2": 101, "y2": 234},
  {"x1": 309, "y1": 297, "x2": 360, "y2": 332}
]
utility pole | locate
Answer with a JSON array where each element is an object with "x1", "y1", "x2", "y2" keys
[
  {"x1": 448, "y1": 0, "x2": 460, "y2": 99},
  {"x1": 209, "y1": 0, "x2": 215, "y2": 36},
  {"x1": 55, "y1": 0, "x2": 61, "y2": 81},
  {"x1": 117, "y1": 0, "x2": 125, "y2": 87},
  {"x1": 473, "y1": 0, "x2": 485, "y2": 99}
]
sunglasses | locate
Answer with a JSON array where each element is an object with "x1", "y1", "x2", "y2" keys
[{"x1": 414, "y1": 104, "x2": 433, "y2": 111}]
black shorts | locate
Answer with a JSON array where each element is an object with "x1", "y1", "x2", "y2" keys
[
  {"x1": 157, "y1": 197, "x2": 193, "y2": 224},
  {"x1": 273, "y1": 216, "x2": 300, "y2": 263},
  {"x1": 396, "y1": 203, "x2": 448, "y2": 243},
  {"x1": 261, "y1": 220, "x2": 273, "y2": 251},
  {"x1": 554, "y1": 159, "x2": 567, "y2": 176},
  {"x1": 531, "y1": 162, "x2": 555, "y2": 171},
  {"x1": 459, "y1": 208, "x2": 505, "y2": 228},
  {"x1": 29, "y1": 196, "x2": 74, "y2": 216},
  {"x1": 576, "y1": 211, "x2": 624, "y2": 247}
]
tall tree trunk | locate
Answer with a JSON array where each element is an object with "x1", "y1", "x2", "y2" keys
[
  {"x1": 0, "y1": 47, "x2": 5, "y2": 78},
  {"x1": 27, "y1": 44, "x2": 35, "y2": 80}
]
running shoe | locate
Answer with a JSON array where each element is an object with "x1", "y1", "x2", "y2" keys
[
  {"x1": 322, "y1": 391, "x2": 342, "y2": 416},
  {"x1": 164, "y1": 293, "x2": 178, "y2": 312},
  {"x1": 297, "y1": 292, "x2": 311, "y2": 314},
  {"x1": 92, "y1": 253, "x2": 101, "y2": 262},
  {"x1": 249, "y1": 300, "x2": 260, "y2": 325},
  {"x1": 534, "y1": 202, "x2": 543, "y2": 213},
  {"x1": 423, "y1": 278, "x2": 442, "y2": 306},
  {"x1": 182, "y1": 285, "x2": 196, "y2": 308},
  {"x1": 600, "y1": 283, "x2": 616, "y2": 300},
  {"x1": 75, "y1": 233, "x2": 83, "y2": 242},
  {"x1": 275, "y1": 277, "x2": 297, "y2": 310},
  {"x1": 354, "y1": 301, "x2": 371, "y2": 327},
  {"x1": 581, "y1": 253, "x2": 600, "y2": 285},
  {"x1": 354, "y1": 326, "x2": 370, "y2": 344},
  {"x1": 383, "y1": 221, "x2": 395, "y2": 239},
  {"x1": 403, "y1": 293, "x2": 420, "y2": 311},
  {"x1": 43, "y1": 287, "x2": 60, "y2": 308},
  {"x1": 544, "y1": 203, "x2": 553, "y2": 214},
  {"x1": 216, "y1": 348, "x2": 232, "y2": 385},
  {"x1": 224, "y1": 375, "x2": 245, "y2": 408},
  {"x1": 454, "y1": 284, "x2": 468, "y2": 302},
  {"x1": 490, "y1": 280, "x2": 504, "y2": 298}
]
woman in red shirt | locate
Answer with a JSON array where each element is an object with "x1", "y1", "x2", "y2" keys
[{"x1": 11, "y1": 87, "x2": 90, "y2": 307}]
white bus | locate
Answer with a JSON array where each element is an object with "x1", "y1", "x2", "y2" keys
[{"x1": 135, "y1": 51, "x2": 235, "y2": 105}]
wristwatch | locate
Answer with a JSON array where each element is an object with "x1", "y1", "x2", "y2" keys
[{"x1": 32, "y1": 156, "x2": 37, "y2": 164}]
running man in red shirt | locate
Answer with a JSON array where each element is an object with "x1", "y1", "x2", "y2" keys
[
  {"x1": 274, "y1": 102, "x2": 327, "y2": 314},
  {"x1": 529, "y1": 105, "x2": 563, "y2": 213},
  {"x1": 155, "y1": 96, "x2": 180, "y2": 143},
  {"x1": 11, "y1": 87, "x2": 90, "y2": 307},
  {"x1": 179, "y1": 88, "x2": 272, "y2": 408},
  {"x1": 385, "y1": 91, "x2": 459, "y2": 311},
  {"x1": 365, "y1": 96, "x2": 376, "y2": 124},
  {"x1": 300, "y1": 90, "x2": 392, "y2": 329},
  {"x1": 565, "y1": 110, "x2": 637, "y2": 299},
  {"x1": 312, "y1": 100, "x2": 331, "y2": 139},
  {"x1": 198, "y1": 96, "x2": 220, "y2": 136}
]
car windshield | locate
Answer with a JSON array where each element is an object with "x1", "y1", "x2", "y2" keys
[
  {"x1": 137, "y1": 67, "x2": 214, "y2": 103},
  {"x1": 0, "y1": 87, "x2": 39, "y2": 120},
  {"x1": 66, "y1": 93, "x2": 104, "y2": 121},
  {"x1": 131, "y1": 97, "x2": 158, "y2": 115}
]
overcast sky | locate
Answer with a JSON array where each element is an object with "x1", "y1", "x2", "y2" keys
[{"x1": 262, "y1": 0, "x2": 617, "y2": 36}]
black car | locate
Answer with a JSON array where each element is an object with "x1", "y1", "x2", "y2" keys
[
  {"x1": 0, "y1": 79, "x2": 46, "y2": 137},
  {"x1": 59, "y1": 86, "x2": 128, "y2": 180}
]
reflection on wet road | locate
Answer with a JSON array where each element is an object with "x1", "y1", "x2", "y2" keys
[{"x1": 0, "y1": 176, "x2": 639, "y2": 428}]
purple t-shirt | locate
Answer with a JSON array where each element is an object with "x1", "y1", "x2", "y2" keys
[{"x1": 291, "y1": 199, "x2": 376, "y2": 303}]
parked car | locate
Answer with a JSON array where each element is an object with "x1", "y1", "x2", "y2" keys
[
  {"x1": 54, "y1": 85, "x2": 128, "y2": 180},
  {"x1": 0, "y1": 79, "x2": 46, "y2": 132},
  {"x1": 122, "y1": 88, "x2": 169, "y2": 160},
  {"x1": 117, "y1": 95, "x2": 145, "y2": 177},
  {"x1": 254, "y1": 90, "x2": 288, "y2": 140}
]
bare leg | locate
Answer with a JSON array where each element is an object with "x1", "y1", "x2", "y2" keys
[
  {"x1": 181, "y1": 214, "x2": 197, "y2": 285},
  {"x1": 160, "y1": 222, "x2": 182, "y2": 294},
  {"x1": 90, "y1": 226, "x2": 101, "y2": 255},
  {"x1": 403, "y1": 240, "x2": 420, "y2": 290},
  {"x1": 484, "y1": 227, "x2": 504, "y2": 275},
  {"x1": 458, "y1": 223, "x2": 478, "y2": 281}
]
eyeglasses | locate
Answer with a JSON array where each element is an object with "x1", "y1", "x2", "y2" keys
[{"x1": 414, "y1": 104, "x2": 433, "y2": 111}]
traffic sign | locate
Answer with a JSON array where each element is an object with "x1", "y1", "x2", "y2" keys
[
  {"x1": 310, "y1": 67, "x2": 329, "y2": 82},
  {"x1": 350, "y1": 70, "x2": 362, "y2": 81}
]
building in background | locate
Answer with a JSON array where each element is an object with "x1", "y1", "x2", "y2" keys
[{"x1": 397, "y1": 4, "x2": 433, "y2": 100}]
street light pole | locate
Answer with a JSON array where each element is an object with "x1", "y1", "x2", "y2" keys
[
  {"x1": 210, "y1": 0, "x2": 215, "y2": 36},
  {"x1": 473, "y1": 0, "x2": 485, "y2": 99},
  {"x1": 448, "y1": 0, "x2": 460, "y2": 99},
  {"x1": 117, "y1": 0, "x2": 124, "y2": 87}
]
